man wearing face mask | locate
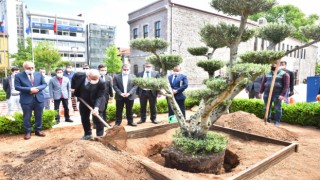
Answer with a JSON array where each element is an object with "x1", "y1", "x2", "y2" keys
[
  {"x1": 49, "y1": 68, "x2": 72, "y2": 124},
  {"x1": 39, "y1": 68, "x2": 51, "y2": 110},
  {"x1": 72, "y1": 69, "x2": 106, "y2": 139},
  {"x1": 258, "y1": 63, "x2": 289, "y2": 126},
  {"x1": 3, "y1": 66, "x2": 22, "y2": 115},
  {"x1": 97, "y1": 64, "x2": 113, "y2": 123},
  {"x1": 136, "y1": 63, "x2": 161, "y2": 124},
  {"x1": 14, "y1": 61, "x2": 47, "y2": 140},
  {"x1": 167, "y1": 65, "x2": 188, "y2": 119},
  {"x1": 279, "y1": 60, "x2": 295, "y2": 104},
  {"x1": 63, "y1": 64, "x2": 77, "y2": 111},
  {"x1": 113, "y1": 64, "x2": 138, "y2": 127}
]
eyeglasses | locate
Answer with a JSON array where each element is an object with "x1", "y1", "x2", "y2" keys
[
  {"x1": 26, "y1": 67, "x2": 34, "y2": 70},
  {"x1": 145, "y1": 66, "x2": 152, "y2": 68},
  {"x1": 83, "y1": 68, "x2": 89, "y2": 70},
  {"x1": 123, "y1": 69, "x2": 129, "y2": 71}
]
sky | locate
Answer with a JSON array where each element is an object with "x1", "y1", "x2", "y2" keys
[{"x1": 24, "y1": 0, "x2": 320, "y2": 48}]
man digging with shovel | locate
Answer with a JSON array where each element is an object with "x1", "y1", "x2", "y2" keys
[{"x1": 71, "y1": 69, "x2": 127, "y2": 149}]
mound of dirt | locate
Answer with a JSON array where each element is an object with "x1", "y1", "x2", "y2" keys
[
  {"x1": 215, "y1": 111, "x2": 298, "y2": 141},
  {"x1": 10, "y1": 140, "x2": 152, "y2": 180}
]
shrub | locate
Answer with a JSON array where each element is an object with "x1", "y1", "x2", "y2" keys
[
  {"x1": 157, "y1": 99, "x2": 168, "y2": 113},
  {"x1": 0, "y1": 110, "x2": 56, "y2": 134},
  {"x1": 185, "y1": 98, "x2": 200, "y2": 109},
  {"x1": 173, "y1": 130, "x2": 228, "y2": 155},
  {"x1": 107, "y1": 105, "x2": 117, "y2": 121},
  {"x1": 230, "y1": 98, "x2": 320, "y2": 127}
]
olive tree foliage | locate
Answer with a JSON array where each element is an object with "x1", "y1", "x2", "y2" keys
[{"x1": 130, "y1": 38, "x2": 182, "y2": 76}]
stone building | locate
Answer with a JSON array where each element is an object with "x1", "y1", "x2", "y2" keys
[{"x1": 128, "y1": 0, "x2": 318, "y2": 87}]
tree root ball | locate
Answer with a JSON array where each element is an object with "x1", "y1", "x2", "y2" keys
[{"x1": 161, "y1": 145, "x2": 225, "y2": 174}]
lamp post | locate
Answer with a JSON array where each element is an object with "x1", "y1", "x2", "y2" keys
[{"x1": 71, "y1": 47, "x2": 78, "y2": 71}]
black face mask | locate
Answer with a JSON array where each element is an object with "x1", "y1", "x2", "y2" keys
[{"x1": 271, "y1": 66, "x2": 276, "y2": 71}]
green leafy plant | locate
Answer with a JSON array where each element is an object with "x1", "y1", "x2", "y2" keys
[
  {"x1": 0, "y1": 110, "x2": 56, "y2": 134},
  {"x1": 173, "y1": 130, "x2": 228, "y2": 155}
]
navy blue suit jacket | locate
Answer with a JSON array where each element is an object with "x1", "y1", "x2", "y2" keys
[
  {"x1": 168, "y1": 74, "x2": 188, "y2": 100},
  {"x1": 14, "y1": 71, "x2": 47, "y2": 104}
]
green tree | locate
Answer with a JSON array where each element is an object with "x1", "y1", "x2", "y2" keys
[
  {"x1": 33, "y1": 41, "x2": 61, "y2": 74},
  {"x1": 249, "y1": 5, "x2": 319, "y2": 42},
  {"x1": 11, "y1": 38, "x2": 33, "y2": 68},
  {"x1": 104, "y1": 45, "x2": 123, "y2": 74},
  {"x1": 130, "y1": 38, "x2": 182, "y2": 76}
]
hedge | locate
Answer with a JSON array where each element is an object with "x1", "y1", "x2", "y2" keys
[
  {"x1": 0, "y1": 110, "x2": 57, "y2": 134},
  {"x1": 230, "y1": 98, "x2": 320, "y2": 127},
  {"x1": 0, "y1": 89, "x2": 5, "y2": 101}
]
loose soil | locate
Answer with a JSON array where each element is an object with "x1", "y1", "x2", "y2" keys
[{"x1": 0, "y1": 111, "x2": 319, "y2": 179}]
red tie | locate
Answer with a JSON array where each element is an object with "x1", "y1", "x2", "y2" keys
[{"x1": 29, "y1": 74, "x2": 34, "y2": 85}]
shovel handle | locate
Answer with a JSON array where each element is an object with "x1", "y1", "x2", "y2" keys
[{"x1": 78, "y1": 97, "x2": 111, "y2": 128}]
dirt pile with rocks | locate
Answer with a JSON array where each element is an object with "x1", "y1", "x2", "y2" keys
[{"x1": 10, "y1": 140, "x2": 152, "y2": 180}]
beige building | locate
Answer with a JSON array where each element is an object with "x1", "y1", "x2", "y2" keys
[{"x1": 128, "y1": 0, "x2": 318, "y2": 86}]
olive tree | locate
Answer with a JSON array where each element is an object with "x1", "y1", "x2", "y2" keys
[{"x1": 132, "y1": 0, "x2": 320, "y2": 140}]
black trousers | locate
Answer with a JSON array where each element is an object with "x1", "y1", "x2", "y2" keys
[
  {"x1": 54, "y1": 98, "x2": 69, "y2": 122},
  {"x1": 102, "y1": 98, "x2": 109, "y2": 121},
  {"x1": 139, "y1": 90, "x2": 157, "y2": 122},
  {"x1": 92, "y1": 111, "x2": 105, "y2": 136},
  {"x1": 79, "y1": 102, "x2": 92, "y2": 136},
  {"x1": 168, "y1": 98, "x2": 186, "y2": 119},
  {"x1": 115, "y1": 98, "x2": 134, "y2": 125}
]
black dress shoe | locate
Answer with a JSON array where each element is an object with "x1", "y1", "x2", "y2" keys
[
  {"x1": 127, "y1": 123, "x2": 137, "y2": 126},
  {"x1": 35, "y1": 131, "x2": 46, "y2": 137},
  {"x1": 24, "y1": 133, "x2": 31, "y2": 140},
  {"x1": 137, "y1": 120, "x2": 145, "y2": 124},
  {"x1": 65, "y1": 119, "x2": 73, "y2": 122}
]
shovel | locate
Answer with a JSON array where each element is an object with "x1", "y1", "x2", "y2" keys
[{"x1": 78, "y1": 97, "x2": 128, "y2": 149}]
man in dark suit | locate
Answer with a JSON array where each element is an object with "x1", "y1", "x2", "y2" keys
[
  {"x1": 72, "y1": 69, "x2": 106, "y2": 139},
  {"x1": 136, "y1": 63, "x2": 160, "y2": 124},
  {"x1": 167, "y1": 65, "x2": 188, "y2": 118},
  {"x1": 245, "y1": 76, "x2": 262, "y2": 99},
  {"x1": 3, "y1": 66, "x2": 21, "y2": 115},
  {"x1": 113, "y1": 64, "x2": 138, "y2": 127},
  {"x1": 14, "y1": 62, "x2": 47, "y2": 140},
  {"x1": 98, "y1": 64, "x2": 113, "y2": 122},
  {"x1": 280, "y1": 60, "x2": 295, "y2": 103}
]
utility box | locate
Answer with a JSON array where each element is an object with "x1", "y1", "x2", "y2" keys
[{"x1": 306, "y1": 76, "x2": 320, "y2": 102}]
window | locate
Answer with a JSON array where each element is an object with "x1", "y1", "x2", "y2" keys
[
  {"x1": 32, "y1": 28, "x2": 40, "y2": 33},
  {"x1": 48, "y1": 19, "x2": 54, "y2": 24},
  {"x1": 155, "y1": 21, "x2": 160, "y2": 38},
  {"x1": 58, "y1": 31, "x2": 62, "y2": 35},
  {"x1": 40, "y1": 18, "x2": 47, "y2": 23},
  {"x1": 70, "y1": 32, "x2": 77, "y2": 37},
  {"x1": 282, "y1": 43, "x2": 285, "y2": 50},
  {"x1": 133, "y1": 28, "x2": 138, "y2": 39},
  {"x1": 134, "y1": 64, "x2": 138, "y2": 75},
  {"x1": 31, "y1": 17, "x2": 40, "y2": 22},
  {"x1": 290, "y1": 46, "x2": 293, "y2": 57},
  {"x1": 40, "y1": 29, "x2": 48, "y2": 34},
  {"x1": 63, "y1": 31, "x2": 69, "y2": 36},
  {"x1": 143, "y1": 25, "x2": 148, "y2": 38}
]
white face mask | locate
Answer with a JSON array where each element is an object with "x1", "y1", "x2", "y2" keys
[
  {"x1": 66, "y1": 68, "x2": 72, "y2": 72},
  {"x1": 173, "y1": 71, "x2": 180, "y2": 75},
  {"x1": 56, "y1": 73, "x2": 63, "y2": 78},
  {"x1": 100, "y1": 71, "x2": 107, "y2": 76},
  {"x1": 90, "y1": 79, "x2": 99, "y2": 84},
  {"x1": 42, "y1": 73, "x2": 46, "y2": 77},
  {"x1": 145, "y1": 67, "x2": 152, "y2": 72},
  {"x1": 122, "y1": 71, "x2": 130, "y2": 75},
  {"x1": 25, "y1": 70, "x2": 34, "y2": 74}
]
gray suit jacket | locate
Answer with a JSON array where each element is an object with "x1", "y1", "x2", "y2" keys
[
  {"x1": 49, "y1": 76, "x2": 71, "y2": 100},
  {"x1": 113, "y1": 73, "x2": 137, "y2": 101}
]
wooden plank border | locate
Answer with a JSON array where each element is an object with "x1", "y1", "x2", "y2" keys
[{"x1": 127, "y1": 123, "x2": 298, "y2": 179}]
